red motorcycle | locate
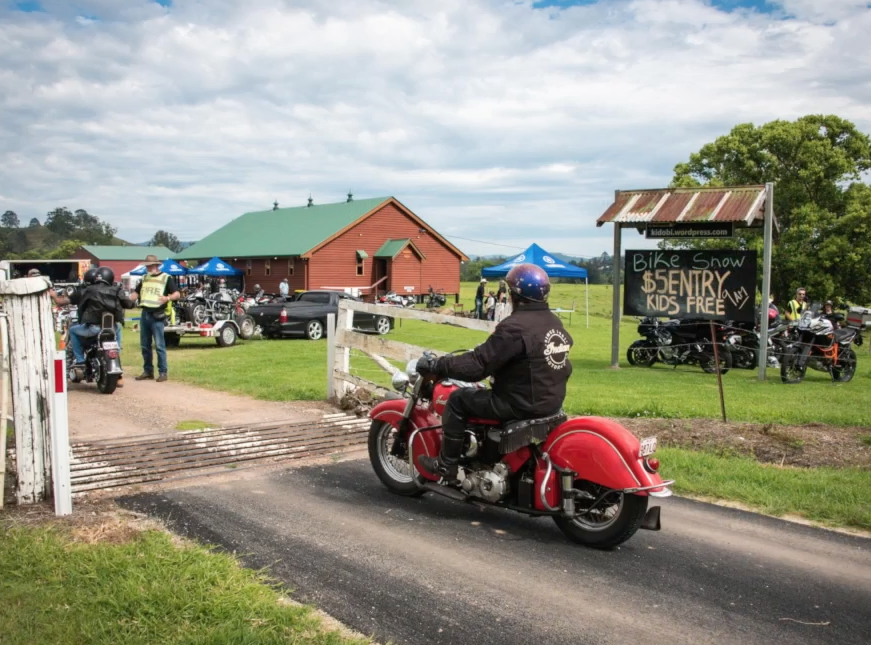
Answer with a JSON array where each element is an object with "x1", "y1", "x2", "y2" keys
[{"x1": 368, "y1": 355, "x2": 673, "y2": 549}]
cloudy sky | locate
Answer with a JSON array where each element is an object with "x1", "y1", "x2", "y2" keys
[{"x1": 1, "y1": 0, "x2": 870, "y2": 258}]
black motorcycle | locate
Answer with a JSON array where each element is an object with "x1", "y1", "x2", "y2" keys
[
  {"x1": 426, "y1": 286, "x2": 447, "y2": 309},
  {"x1": 64, "y1": 312, "x2": 123, "y2": 394},
  {"x1": 627, "y1": 317, "x2": 733, "y2": 374},
  {"x1": 727, "y1": 320, "x2": 793, "y2": 370}
]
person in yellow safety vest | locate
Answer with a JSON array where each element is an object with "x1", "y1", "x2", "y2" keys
[
  {"x1": 128, "y1": 255, "x2": 180, "y2": 382},
  {"x1": 786, "y1": 287, "x2": 808, "y2": 322}
]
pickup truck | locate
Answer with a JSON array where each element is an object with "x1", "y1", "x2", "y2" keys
[{"x1": 248, "y1": 290, "x2": 394, "y2": 340}]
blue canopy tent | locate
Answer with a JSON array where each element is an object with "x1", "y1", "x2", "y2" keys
[
  {"x1": 129, "y1": 259, "x2": 189, "y2": 276},
  {"x1": 482, "y1": 243, "x2": 589, "y2": 327},
  {"x1": 187, "y1": 257, "x2": 244, "y2": 276}
]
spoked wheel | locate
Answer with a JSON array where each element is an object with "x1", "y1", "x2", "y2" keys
[
  {"x1": 731, "y1": 347, "x2": 756, "y2": 370},
  {"x1": 553, "y1": 479, "x2": 648, "y2": 549},
  {"x1": 780, "y1": 348, "x2": 806, "y2": 384},
  {"x1": 832, "y1": 348, "x2": 857, "y2": 383},
  {"x1": 700, "y1": 345, "x2": 732, "y2": 374},
  {"x1": 626, "y1": 340, "x2": 657, "y2": 367},
  {"x1": 186, "y1": 304, "x2": 207, "y2": 325},
  {"x1": 368, "y1": 420, "x2": 424, "y2": 497}
]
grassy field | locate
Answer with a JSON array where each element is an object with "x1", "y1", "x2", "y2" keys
[
  {"x1": 121, "y1": 282, "x2": 871, "y2": 427},
  {"x1": 0, "y1": 525, "x2": 366, "y2": 645}
]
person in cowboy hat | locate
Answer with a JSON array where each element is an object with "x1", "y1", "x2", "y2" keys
[{"x1": 127, "y1": 254, "x2": 180, "y2": 382}]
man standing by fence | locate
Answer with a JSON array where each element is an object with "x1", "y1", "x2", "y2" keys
[
  {"x1": 475, "y1": 278, "x2": 486, "y2": 319},
  {"x1": 129, "y1": 255, "x2": 180, "y2": 382}
]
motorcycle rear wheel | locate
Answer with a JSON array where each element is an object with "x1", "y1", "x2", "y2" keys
[
  {"x1": 626, "y1": 340, "x2": 657, "y2": 367},
  {"x1": 553, "y1": 479, "x2": 648, "y2": 549},
  {"x1": 700, "y1": 346, "x2": 732, "y2": 374},
  {"x1": 732, "y1": 347, "x2": 756, "y2": 370},
  {"x1": 832, "y1": 348, "x2": 857, "y2": 383},
  {"x1": 368, "y1": 420, "x2": 425, "y2": 497},
  {"x1": 97, "y1": 372, "x2": 119, "y2": 394},
  {"x1": 780, "y1": 349, "x2": 806, "y2": 384}
]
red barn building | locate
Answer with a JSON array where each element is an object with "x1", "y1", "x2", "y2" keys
[
  {"x1": 176, "y1": 196, "x2": 467, "y2": 297},
  {"x1": 69, "y1": 245, "x2": 174, "y2": 276}
]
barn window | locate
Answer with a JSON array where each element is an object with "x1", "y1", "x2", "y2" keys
[
  {"x1": 265, "y1": 259, "x2": 271, "y2": 276},
  {"x1": 288, "y1": 258, "x2": 295, "y2": 276},
  {"x1": 356, "y1": 250, "x2": 367, "y2": 276},
  {"x1": 246, "y1": 260, "x2": 252, "y2": 276}
]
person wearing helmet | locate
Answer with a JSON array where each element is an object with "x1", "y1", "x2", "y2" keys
[
  {"x1": 253, "y1": 283, "x2": 265, "y2": 300},
  {"x1": 52, "y1": 266, "x2": 134, "y2": 372},
  {"x1": 822, "y1": 300, "x2": 844, "y2": 328},
  {"x1": 415, "y1": 263, "x2": 573, "y2": 480}
]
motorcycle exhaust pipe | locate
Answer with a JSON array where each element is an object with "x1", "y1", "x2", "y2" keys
[{"x1": 640, "y1": 506, "x2": 661, "y2": 531}]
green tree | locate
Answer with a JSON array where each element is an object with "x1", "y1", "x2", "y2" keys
[
  {"x1": 2, "y1": 211, "x2": 19, "y2": 228},
  {"x1": 148, "y1": 230, "x2": 183, "y2": 253},
  {"x1": 45, "y1": 207, "x2": 116, "y2": 245},
  {"x1": 667, "y1": 115, "x2": 871, "y2": 305},
  {"x1": 29, "y1": 217, "x2": 40, "y2": 227}
]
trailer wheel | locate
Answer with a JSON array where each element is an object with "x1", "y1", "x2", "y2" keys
[{"x1": 216, "y1": 324, "x2": 238, "y2": 347}]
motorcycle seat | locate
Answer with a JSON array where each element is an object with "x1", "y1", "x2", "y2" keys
[{"x1": 490, "y1": 411, "x2": 568, "y2": 454}]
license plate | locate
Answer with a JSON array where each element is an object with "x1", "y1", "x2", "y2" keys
[
  {"x1": 640, "y1": 436, "x2": 657, "y2": 457},
  {"x1": 102, "y1": 342, "x2": 119, "y2": 350}
]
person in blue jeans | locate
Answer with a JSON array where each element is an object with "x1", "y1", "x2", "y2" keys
[{"x1": 129, "y1": 255, "x2": 180, "y2": 382}]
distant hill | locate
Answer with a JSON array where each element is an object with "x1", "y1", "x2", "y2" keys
[{"x1": 1, "y1": 223, "x2": 130, "y2": 259}]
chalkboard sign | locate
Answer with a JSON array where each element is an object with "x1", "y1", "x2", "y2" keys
[{"x1": 623, "y1": 250, "x2": 758, "y2": 322}]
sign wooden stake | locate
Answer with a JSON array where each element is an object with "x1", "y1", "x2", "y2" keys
[{"x1": 710, "y1": 321, "x2": 727, "y2": 423}]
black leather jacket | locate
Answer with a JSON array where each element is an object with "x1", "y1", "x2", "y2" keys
[
  {"x1": 78, "y1": 284, "x2": 135, "y2": 326},
  {"x1": 432, "y1": 302, "x2": 573, "y2": 417}
]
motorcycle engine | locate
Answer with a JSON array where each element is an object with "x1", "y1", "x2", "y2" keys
[{"x1": 460, "y1": 463, "x2": 510, "y2": 503}]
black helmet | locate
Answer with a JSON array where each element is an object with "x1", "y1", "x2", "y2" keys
[
  {"x1": 505, "y1": 263, "x2": 551, "y2": 303},
  {"x1": 84, "y1": 268, "x2": 98, "y2": 284},
  {"x1": 95, "y1": 267, "x2": 115, "y2": 285}
]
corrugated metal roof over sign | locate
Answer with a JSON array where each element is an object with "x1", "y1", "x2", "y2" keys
[{"x1": 596, "y1": 186, "x2": 768, "y2": 227}]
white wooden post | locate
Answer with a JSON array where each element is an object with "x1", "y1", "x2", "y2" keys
[
  {"x1": 335, "y1": 305, "x2": 353, "y2": 396},
  {"x1": 50, "y1": 350, "x2": 71, "y2": 516},
  {"x1": 0, "y1": 277, "x2": 56, "y2": 504},
  {"x1": 326, "y1": 313, "x2": 336, "y2": 400},
  {"x1": 0, "y1": 311, "x2": 9, "y2": 509}
]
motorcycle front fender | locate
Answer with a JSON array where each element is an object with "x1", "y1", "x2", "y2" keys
[
  {"x1": 543, "y1": 417, "x2": 669, "y2": 496},
  {"x1": 370, "y1": 399, "x2": 443, "y2": 481}
]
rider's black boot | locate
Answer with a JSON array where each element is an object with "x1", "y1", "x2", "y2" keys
[{"x1": 418, "y1": 434, "x2": 464, "y2": 481}]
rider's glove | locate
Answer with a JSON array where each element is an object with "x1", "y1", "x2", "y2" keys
[{"x1": 416, "y1": 353, "x2": 438, "y2": 376}]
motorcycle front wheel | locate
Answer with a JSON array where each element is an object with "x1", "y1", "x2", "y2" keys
[
  {"x1": 731, "y1": 346, "x2": 756, "y2": 370},
  {"x1": 780, "y1": 348, "x2": 806, "y2": 384},
  {"x1": 832, "y1": 348, "x2": 857, "y2": 383},
  {"x1": 368, "y1": 420, "x2": 425, "y2": 497},
  {"x1": 553, "y1": 479, "x2": 648, "y2": 549},
  {"x1": 626, "y1": 340, "x2": 657, "y2": 367}
]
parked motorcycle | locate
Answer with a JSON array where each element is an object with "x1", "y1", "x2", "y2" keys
[
  {"x1": 426, "y1": 286, "x2": 446, "y2": 309},
  {"x1": 368, "y1": 355, "x2": 672, "y2": 549},
  {"x1": 378, "y1": 291, "x2": 415, "y2": 308},
  {"x1": 780, "y1": 305, "x2": 862, "y2": 384},
  {"x1": 627, "y1": 317, "x2": 733, "y2": 374},
  {"x1": 63, "y1": 312, "x2": 123, "y2": 394},
  {"x1": 727, "y1": 320, "x2": 792, "y2": 370},
  {"x1": 178, "y1": 288, "x2": 256, "y2": 339}
]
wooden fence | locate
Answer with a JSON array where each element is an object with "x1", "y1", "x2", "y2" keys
[{"x1": 327, "y1": 301, "x2": 496, "y2": 398}]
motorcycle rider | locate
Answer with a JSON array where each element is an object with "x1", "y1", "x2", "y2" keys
[
  {"x1": 415, "y1": 264, "x2": 573, "y2": 479},
  {"x1": 786, "y1": 287, "x2": 808, "y2": 322},
  {"x1": 54, "y1": 267, "x2": 134, "y2": 371},
  {"x1": 253, "y1": 283, "x2": 265, "y2": 300},
  {"x1": 822, "y1": 300, "x2": 844, "y2": 327}
]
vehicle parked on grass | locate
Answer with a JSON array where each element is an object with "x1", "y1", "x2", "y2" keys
[
  {"x1": 249, "y1": 290, "x2": 394, "y2": 340},
  {"x1": 426, "y1": 286, "x2": 446, "y2": 309},
  {"x1": 368, "y1": 354, "x2": 672, "y2": 549},
  {"x1": 627, "y1": 317, "x2": 733, "y2": 374},
  {"x1": 177, "y1": 287, "x2": 255, "y2": 341},
  {"x1": 780, "y1": 304, "x2": 862, "y2": 384},
  {"x1": 62, "y1": 312, "x2": 123, "y2": 394}
]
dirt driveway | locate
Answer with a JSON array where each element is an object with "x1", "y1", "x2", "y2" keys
[{"x1": 68, "y1": 379, "x2": 332, "y2": 442}]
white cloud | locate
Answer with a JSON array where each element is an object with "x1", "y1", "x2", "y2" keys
[{"x1": 0, "y1": 0, "x2": 869, "y2": 257}]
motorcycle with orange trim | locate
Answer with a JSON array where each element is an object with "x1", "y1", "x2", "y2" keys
[
  {"x1": 780, "y1": 304, "x2": 862, "y2": 384},
  {"x1": 367, "y1": 353, "x2": 673, "y2": 549}
]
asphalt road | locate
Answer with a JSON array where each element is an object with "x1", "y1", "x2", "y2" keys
[{"x1": 120, "y1": 458, "x2": 871, "y2": 645}]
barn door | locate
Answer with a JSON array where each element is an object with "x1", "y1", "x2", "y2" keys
[{"x1": 374, "y1": 259, "x2": 389, "y2": 294}]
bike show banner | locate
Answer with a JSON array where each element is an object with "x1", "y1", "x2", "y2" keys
[{"x1": 624, "y1": 250, "x2": 758, "y2": 322}]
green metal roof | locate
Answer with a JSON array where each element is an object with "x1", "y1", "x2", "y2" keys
[
  {"x1": 82, "y1": 245, "x2": 174, "y2": 261},
  {"x1": 375, "y1": 238, "x2": 411, "y2": 259},
  {"x1": 176, "y1": 197, "x2": 391, "y2": 260}
]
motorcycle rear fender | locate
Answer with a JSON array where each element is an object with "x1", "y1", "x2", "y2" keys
[
  {"x1": 543, "y1": 416, "x2": 668, "y2": 496},
  {"x1": 370, "y1": 400, "x2": 443, "y2": 482}
]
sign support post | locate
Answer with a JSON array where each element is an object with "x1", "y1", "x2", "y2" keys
[
  {"x1": 610, "y1": 217, "x2": 622, "y2": 369},
  {"x1": 757, "y1": 183, "x2": 775, "y2": 381}
]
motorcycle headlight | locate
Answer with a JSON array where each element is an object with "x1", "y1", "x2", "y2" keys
[{"x1": 391, "y1": 371, "x2": 410, "y2": 391}]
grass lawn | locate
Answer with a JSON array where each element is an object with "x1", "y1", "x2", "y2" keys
[
  {"x1": 660, "y1": 448, "x2": 871, "y2": 530},
  {"x1": 0, "y1": 525, "x2": 366, "y2": 645},
  {"x1": 122, "y1": 282, "x2": 871, "y2": 427}
]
